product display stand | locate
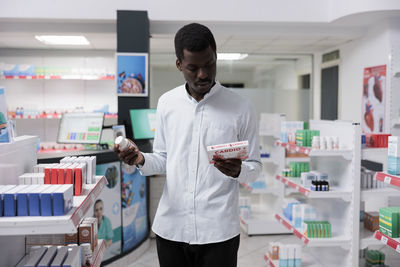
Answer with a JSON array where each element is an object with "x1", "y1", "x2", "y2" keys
[
  {"x1": 90, "y1": 239, "x2": 107, "y2": 267},
  {"x1": 273, "y1": 120, "x2": 361, "y2": 266},
  {"x1": 372, "y1": 171, "x2": 400, "y2": 254},
  {"x1": 239, "y1": 113, "x2": 289, "y2": 235},
  {"x1": 0, "y1": 136, "x2": 108, "y2": 266}
]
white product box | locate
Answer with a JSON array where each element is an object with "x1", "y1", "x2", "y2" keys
[
  {"x1": 24, "y1": 246, "x2": 48, "y2": 267},
  {"x1": 207, "y1": 141, "x2": 249, "y2": 163},
  {"x1": 388, "y1": 136, "x2": 400, "y2": 157},
  {"x1": 37, "y1": 246, "x2": 57, "y2": 267},
  {"x1": 63, "y1": 246, "x2": 82, "y2": 267},
  {"x1": 300, "y1": 172, "x2": 316, "y2": 188},
  {"x1": 50, "y1": 246, "x2": 69, "y2": 267}
]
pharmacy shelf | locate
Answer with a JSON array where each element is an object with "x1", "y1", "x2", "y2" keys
[
  {"x1": 361, "y1": 148, "x2": 388, "y2": 160},
  {"x1": 240, "y1": 206, "x2": 290, "y2": 235},
  {"x1": 285, "y1": 157, "x2": 310, "y2": 164},
  {"x1": 361, "y1": 187, "x2": 399, "y2": 201},
  {"x1": 0, "y1": 176, "x2": 107, "y2": 235},
  {"x1": 90, "y1": 239, "x2": 107, "y2": 267},
  {"x1": 259, "y1": 132, "x2": 280, "y2": 139},
  {"x1": 11, "y1": 114, "x2": 117, "y2": 119},
  {"x1": 392, "y1": 119, "x2": 400, "y2": 127},
  {"x1": 275, "y1": 214, "x2": 350, "y2": 248},
  {"x1": 275, "y1": 140, "x2": 352, "y2": 160},
  {"x1": 239, "y1": 182, "x2": 277, "y2": 195},
  {"x1": 375, "y1": 172, "x2": 400, "y2": 188},
  {"x1": 360, "y1": 227, "x2": 380, "y2": 249},
  {"x1": 374, "y1": 230, "x2": 400, "y2": 254},
  {"x1": 0, "y1": 75, "x2": 115, "y2": 80},
  {"x1": 276, "y1": 175, "x2": 352, "y2": 201},
  {"x1": 264, "y1": 254, "x2": 277, "y2": 267}
]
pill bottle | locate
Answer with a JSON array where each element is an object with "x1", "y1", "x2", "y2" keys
[
  {"x1": 115, "y1": 136, "x2": 134, "y2": 151},
  {"x1": 312, "y1": 136, "x2": 320, "y2": 150}
]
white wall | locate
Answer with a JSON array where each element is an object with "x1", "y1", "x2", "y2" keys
[
  {"x1": 2, "y1": 0, "x2": 400, "y2": 23},
  {"x1": 337, "y1": 22, "x2": 391, "y2": 128}
]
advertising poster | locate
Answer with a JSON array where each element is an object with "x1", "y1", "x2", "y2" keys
[
  {"x1": 362, "y1": 65, "x2": 386, "y2": 133},
  {"x1": 117, "y1": 53, "x2": 148, "y2": 97},
  {"x1": 88, "y1": 161, "x2": 122, "y2": 261},
  {"x1": 0, "y1": 87, "x2": 11, "y2": 143},
  {"x1": 121, "y1": 164, "x2": 148, "y2": 252}
]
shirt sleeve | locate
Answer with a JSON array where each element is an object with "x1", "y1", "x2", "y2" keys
[
  {"x1": 138, "y1": 98, "x2": 167, "y2": 176},
  {"x1": 235, "y1": 101, "x2": 262, "y2": 183}
]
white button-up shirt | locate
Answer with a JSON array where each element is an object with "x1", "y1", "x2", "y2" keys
[{"x1": 139, "y1": 81, "x2": 261, "y2": 244}]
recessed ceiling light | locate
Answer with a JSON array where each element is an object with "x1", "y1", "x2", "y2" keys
[
  {"x1": 217, "y1": 53, "x2": 248, "y2": 61},
  {"x1": 35, "y1": 35, "x2": 90, "y2": 45}
]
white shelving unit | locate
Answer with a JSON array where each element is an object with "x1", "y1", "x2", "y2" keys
[
  {"x1": 274, "y1": 120, "x2": 361, "y2": 267},
  {"x1": 0, "y1": 136, "x2": 108, "y2": 266},
  {"x1": 239, "y1": 113, "x2": 289, "y2": 235}
]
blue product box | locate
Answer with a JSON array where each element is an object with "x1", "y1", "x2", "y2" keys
[
  {"x1": 0, "y1": 185, "x2": 16, "y2": 216},
  {"x1": 17, "y1": 185, "x2": 37, "y2": 216},
  {"x1": 28, "y1": 185, "x2": 51, "y2": 216},
  {"x1": 388, "y1": 156, "x2": 400, "y2": 175},
  {"x1": 52, "y1": 184, "x2": 73, "y2": 216},
  {"x1": 279, "y1": 259, "x2": 288, "y2": 267},
  {"x1": 40, "y1": 185, "x2": 60, "y2": 216},
  {"x1": 294, "y1": 259, "x2": 302, "y2": 267},
  {"x1": 3, "y1": 185, "x2": 29, "y2": 217}
]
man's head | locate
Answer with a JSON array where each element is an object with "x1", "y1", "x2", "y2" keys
[{"x1": 175, "y1": 23, "x2": 217, "y2": 100}]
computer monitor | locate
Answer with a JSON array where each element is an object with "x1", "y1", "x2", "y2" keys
[
  {"x1": 57, "y1": 112, "x2": 104, "y2": 144},
  {"x1": 129, "y1": 109, "x2": 156, "y2": 140}
]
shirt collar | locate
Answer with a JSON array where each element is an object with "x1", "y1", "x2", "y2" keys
[{"x1": 184, "y1": 81, "x2": 221, "y2": 103}]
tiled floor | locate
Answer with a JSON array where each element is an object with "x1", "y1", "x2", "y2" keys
[{"x1": 127, "y1": 232, "x2": 298, "y2": 267}]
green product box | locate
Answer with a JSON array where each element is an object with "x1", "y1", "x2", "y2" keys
[
  {"x1": 305, "y1": 162, "x2": 310, "y2": 172},
  {"x1": 316, "y1": 223, "x2": 321, "y2": 238},
  {"x1": 304, "y1": 121, "x2": 309, "y2": 130},
  {"x1": 305, "y1": 130, "x2": 311, "y2": 147},
  {"x1": 290, "y1": 162, "x2": 295, "y2": 177},
  {"x1": 296, "y1": 130, "x2": 305, "y2": 147},
  {"x1": 379, "y1": 207, "x2": 400, "y2": 238}
]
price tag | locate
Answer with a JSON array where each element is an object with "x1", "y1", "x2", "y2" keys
[
  {"x1": 305, "y1": 191, "x2": 310, "y2": 196},
  {"x1": 396, "y1": 244, "x2": 400, "y2": 253},
  {"x1": 384, "y1": 176, "x2": 392, "y2": 184},
  {"x1": 381, "y1": 236, "x2": 388, "y2": 244},
  {"x1": 295, "y1": 147, "x2": 300, "y2": 152},
  {"x1": 301, "y1": 237, "x2": 305, "y2": 242},
  {"x1": 78, "y1": 209, "x2": 83, "y2": 218},
  {"x1": 286, "y1": 180, "x2": 289, "y2": 185},
  {"x1": 291, "y1": 227, "x2": 295, "y2": 232},
  {"x1": 295, "y1": 186, "x2": 299, "y2": 191},
  {"x1": 13, "y1": 76, "x2": 18, "y2": 79},
  {"x1": 91, "y1": 194, "x2": 95, "y2": 202}
]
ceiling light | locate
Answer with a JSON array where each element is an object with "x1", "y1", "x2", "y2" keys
[
  {"x1": 217, "y1": 53, "x2": 248, "y2": 61},
  {"x1": 35, "y1": 35, "x2": 90, "y2": 45}
]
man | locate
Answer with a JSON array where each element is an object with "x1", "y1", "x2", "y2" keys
[{"x1": 115, "y1": 23, "x2": 261, "y2": 267}]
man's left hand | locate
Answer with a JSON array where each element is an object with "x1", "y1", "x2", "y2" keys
[{"x1": 213, "y1": 158, "x2": 242, "y2": 178}]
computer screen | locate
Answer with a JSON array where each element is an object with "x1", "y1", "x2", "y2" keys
[
  {"x1": 129, "y1": 109, "x2": 156, "y2": 139},
  {"x1": 57, "y1": 112, "x2": 104, "y2": 144}
]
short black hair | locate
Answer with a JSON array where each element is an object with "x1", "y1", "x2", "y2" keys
[{"x1": 174, "y1": 23, "x2": 217, "y2": 62}]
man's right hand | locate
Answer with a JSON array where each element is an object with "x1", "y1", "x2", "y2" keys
[{"x1": 113, "y1": 139, "x2": 145, "y2": 166}]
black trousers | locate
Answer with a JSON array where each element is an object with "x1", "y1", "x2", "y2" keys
[{"x1": 155, "y1": 234, "x2": 240, "y2": 267}]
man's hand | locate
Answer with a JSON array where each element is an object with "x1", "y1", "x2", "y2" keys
[
  {"x1": 213, "y1": 157, "x2": 242, "y2": 178},
  {"x1": 114, "y1": 139, "x2": 145, "y2": 166}
]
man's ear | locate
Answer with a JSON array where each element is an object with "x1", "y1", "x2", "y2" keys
[{"x1": 176, "y1": 59, "x2": 182, "y2": 71}]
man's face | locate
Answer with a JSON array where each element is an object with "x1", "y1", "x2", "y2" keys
[{"x1": 176, "y1": 46, "x2": 217, "y2": 97}]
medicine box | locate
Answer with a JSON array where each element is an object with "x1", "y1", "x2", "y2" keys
[
  {"x1": 301, "y1": 172, "x2": 316, "y2": 188},
  {"x1": 3, "y1": 185, "x2": 29, "y2": 216},
  {"x1": 37, "y1": 246, "x2": 57, "y2": 267},
  {"x1": 62, "y1": 246, "x2": 82, "y2": 267},
  {"x1": 207, "y1": 141, "x2": 249, "y2": 164},
  {"x1": 28, "y1": 185, "x2": 51, "y2": 216},
  {"x1": 52, "y1": 184, "x2": 73, "y2": 216},
  {"x1": 388, "y1": 156, "x2": 400, "y2": 175},
  {"x1": 0, "y1": 185, "x2": 16, "y2": 216},
  {"x1": 50, "y1": 246, "x2": 68, "y2": 267},
  {"x1": 17, "y1": 185, "x2": 41, "y2": 216},
  {"x1": 40, "y1": 185, "x2": 61, "y2": 216},
  {"x1": 388, "y1": 136, "x2": 400, "y2": 157},
  {"x1": 24, "y1": 247, "x2": 48, "y2": 267},
  {"x1": 79, "y1": 223, "x2": 93, "y2": 249},
  {"x1": 379, "y1": 207, "x2": 400, "y2": 238}
]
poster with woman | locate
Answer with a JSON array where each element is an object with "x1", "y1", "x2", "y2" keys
[
  {"x1": 116, "y1": 53, "x2": 148, "y2": 97},
  {"x1": 362, "y1": 65, "x2": 386, "y2": 133}
]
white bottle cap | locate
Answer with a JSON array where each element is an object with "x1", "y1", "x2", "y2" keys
[{"x1": 115, "y1": 136, "x2": 128, "y2": 151}]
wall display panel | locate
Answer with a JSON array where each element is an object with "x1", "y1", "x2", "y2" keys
[
  {"x1": 121, "y1": 164, "x2": 149, "y2": 252},
  {"x1": 86, "y1": 161, "x2": 123, "y2": 262},
  {"x1": 117, "y1": 53, "x2": 148, "y2": 97}
]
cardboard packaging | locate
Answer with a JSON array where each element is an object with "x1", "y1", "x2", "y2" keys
[
  {"x1": 40, "y1": 185, "x2": 61, "y2": 216},
  {"x1": 37, "y1": 246, "x2": 57, "y2": 267},
  {"x1": 52, "y1": 184, "x2": 73, "y2": 216},
  {"x1": 63, "y1": 246, "x2": 82, "y2": 267},
  {"x1": 207, "y1": 141, "x2": 249, "y2": 164},
  {"x1": 3, "y1": 185, "x2": 29, "y2": 216},
  {"x1": 50, "y1": 246, "x2": 68, "y2": 267},
  {"x1": 0, "y1": 185, "x2": 16, "y2": 216},
  {"x1": 17, "y1": 185, "x2": 40, "y2": 216}
]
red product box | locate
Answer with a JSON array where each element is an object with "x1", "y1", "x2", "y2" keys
[
  {"x1": 365, "y1": 133, "x2": 391, "y2": 148},
  {"x1": 57, "y1": 164, "x2": 66, "y2": 184},
  {"x1": 65, "y1": 164, "x2": 75, "y2": 185},
  {"x1": 74, "y1": 164, "x2": 83, "y2": 196},
  {"x1": 51, "y1": 165, "x2": 59, "y2": 184},
  {"x1": 44, "y1": 168, "x2": 51, "y2": 184}
]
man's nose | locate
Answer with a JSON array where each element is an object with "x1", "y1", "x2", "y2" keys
[{"x1": 198, "y1": 68, "x2": 208, "y2": 79}]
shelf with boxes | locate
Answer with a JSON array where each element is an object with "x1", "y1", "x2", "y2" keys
[
  {"x1": 0, "y1": 176, "x2": 106, "y2": 235},
  {"x1": 274, "y1": 213, "x2": 350, "y2": 248},
  {"x1": 276, "y1": 140, "x2": 353, "y2": 160},
  {"x1": 376, "y1": 172, "x2": 400, "y2": 188},
  {"x1": 0, "y1": 75, "x2": 115, "y2": 80},
  {"x1": 276, "y1": 174, "x2": 352, "y2": 201},
  {"x1": 374, "y1": 230, "x2": 400, "y2": 254},
  {"x1": 239, "y1": 182, "x2": 278, "y2": 195},
  {"x1": 270, "y1": 120, "x2": 360, "y2": 266}
]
